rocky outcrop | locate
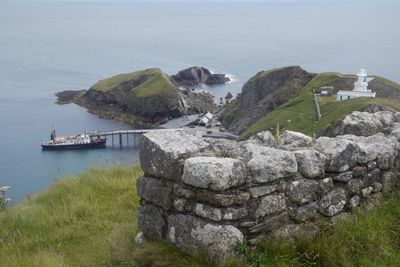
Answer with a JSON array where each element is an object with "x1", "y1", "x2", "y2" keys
[
  {"x1": 320, "y1": 110, "x2": 396, "y2": 137},
  {"x1": 136, "y1": 109, "x2": 400, "y2": 263},
  {"x1": 56, "y1": 68, "x2": 214, "y2": 127},
  {"x1": 220, "y1": 66, "x2": 315, "y2": 134},
  {"x1": 280, "y1": 130, "x2": 314, "y2": 149},
  {"x1": 171, "y1": 66, "x2": 230, "y2": 86}
]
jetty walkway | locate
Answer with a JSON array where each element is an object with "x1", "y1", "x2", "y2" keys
[{"x1": 89, "y1": 128, "x2": 180, "y2": 147}]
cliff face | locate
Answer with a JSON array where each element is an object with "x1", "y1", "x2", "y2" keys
[
  {"x1": 59, "y1": 68, "x2": 214, "y2": 126},
  {"x1": 221, "y1": 66, "x2": 315, "y2": 134}
]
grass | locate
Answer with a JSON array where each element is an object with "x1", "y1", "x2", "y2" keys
[
  {"x1": 240, "y1": 73, "x2": 400, "y2": 140},
  {"x1": 90, "y1": 68, "x2": 177, "y2": 97},
  {"x1": 2, "y1": 165, "x2": 400, "y2": 267},
  {"x1": 0, "y1": 165, "x2": 142, "y2": 267},
  {"x1": 238, "y1": 196, "x2": 400, "y2": 267}
]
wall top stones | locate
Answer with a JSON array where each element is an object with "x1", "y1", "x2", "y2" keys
[{"x1": 136, "y1": 110, "x2": 400, "y2": 262}]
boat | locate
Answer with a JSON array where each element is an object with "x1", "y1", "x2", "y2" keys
[{"x1": 41, "y1": 130, "x2": 107, "y2": 150}]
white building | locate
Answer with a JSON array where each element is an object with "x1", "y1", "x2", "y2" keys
[
  {"x1": 198, "y1": 112, "x2": 213, "y2": 126},
  {"x1": 336, "y1": 68, "x2": 376, "y2": 101}
]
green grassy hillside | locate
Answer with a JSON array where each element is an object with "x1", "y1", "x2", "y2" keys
[
  {"x1": 90, "y1": 68, "x2": 177, "y2": 97},
  {"x1": 240, "y1": 73, "x2": 400, "y2": 139}
]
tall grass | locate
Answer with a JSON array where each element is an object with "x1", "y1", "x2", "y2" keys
[
  {"x1": 2, "y1": 165, "x2": 400, "y2": 267},
  {"x1": 0, "y1": 165, "x2": 142, "y2": 267}
]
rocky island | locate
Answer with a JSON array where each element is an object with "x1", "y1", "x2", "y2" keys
[
  {"x1": 56, "y1": 67, "x2": 230, "y2": 127},
  {"x1": 171, "y1": 66, "x2": 230, "y2": 86}
]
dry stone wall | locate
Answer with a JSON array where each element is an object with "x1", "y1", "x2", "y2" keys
[{"x1": 136, "y1": 110, "x2": 400, "y2": 261}]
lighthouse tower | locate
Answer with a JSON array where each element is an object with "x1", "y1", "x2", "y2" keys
[
  {"x1": 353, "y1": 68, "x2": 373, "y2": 92},
  {"x1": 335, "y1": 68, "x2": 376, "y2": 101}
]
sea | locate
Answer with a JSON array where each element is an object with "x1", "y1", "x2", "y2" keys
[{"x1": 0, "y1": 0, "x2": 399, "y2": 202}]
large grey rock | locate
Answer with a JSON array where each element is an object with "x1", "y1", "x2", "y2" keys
[
  {"x1": 294, "y1": 150, "x2": 326, "y2": 178},
  {"x1": 140, "y1": 130, "x2": 208, "y2": 180},
  {"x1": 167, "y1": 214, "x2": 243, "y2": 261},
  {"x1": 247, "y1": 130, "x2": 277, "y2": 147},
  {"x1": 280, "y1": 130, "x2": 314, "y2": 148},
  {"x1": 245, "y1": 144, "x2": 297, "y2": 183},
  {"x1": 373, "y1": 111, "x2": 395, "y2": 127},
  {"x1": 138, "y1": 204, "x2": 166, "y2": 239},
  {"x1": 286, "y1": 179, "x2": 319, "y2": 205},
  {"x1": 341, "y1": 111, "x2": 384, "y2": 136},
  {"x1": 137, "y1": 176, "x2": 174, "y2": 210},
  {"x1": 255, "y1": 194, "x2": 287, "y2": 218},
  {"x1": 315, "y1": 137, "x2": 359, "y2": 172},
  {"x1": 339, "y1": 133, "x2": 398, "y2": 168},
  {"x1": 182, "y1": 157, "x2": 246, "y2": 191},
  {"x1": 319, "y1": 188, "x2": 347, "y2": 217}
]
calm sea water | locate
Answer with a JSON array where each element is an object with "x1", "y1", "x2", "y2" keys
[{"x1": 0, "y1": 1, "x2": 399, "y2": 202}]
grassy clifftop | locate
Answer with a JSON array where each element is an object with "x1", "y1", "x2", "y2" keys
[
  {"x1": 76, "y1": 68, "x2": 185, "y2": 126},
  {"x1": 90, "y1": 68, "x2": 178, "y2": 97},
  {"x1": 240, "y1": 73, "x2": 400, "y2": 139}
]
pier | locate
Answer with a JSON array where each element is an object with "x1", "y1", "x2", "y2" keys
[{"x1": 89, "y1": 129, "x2": 180, "y2": 147}]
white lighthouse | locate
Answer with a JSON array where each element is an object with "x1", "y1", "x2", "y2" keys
[{"x1": 336, "y1": 68, "x2": 376, "y2": 101}]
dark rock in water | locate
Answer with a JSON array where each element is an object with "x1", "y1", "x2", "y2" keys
[
  {"x1": 220, "y1": 66, "x2": 315, "y2": 134},
  {"x1": 172, "y1": 66, "x2": 230, "y2": 86},
  {"x1": 55, "y1": 90, "x2": 86, "y2": 104},
  {"x1": 225, "y1": 92, "x2": 233, "y2": 100}
]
